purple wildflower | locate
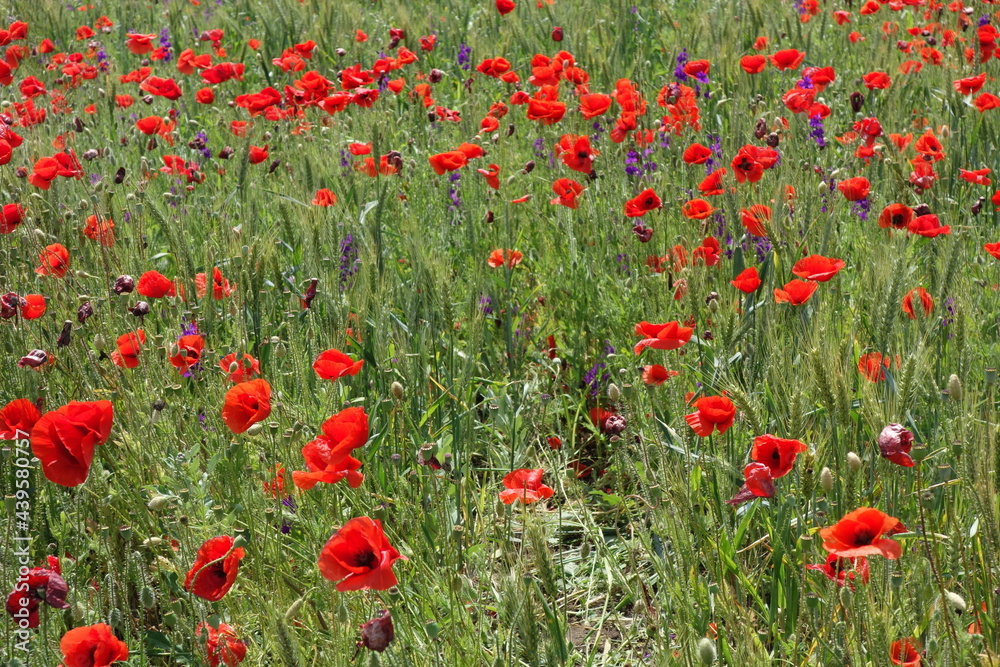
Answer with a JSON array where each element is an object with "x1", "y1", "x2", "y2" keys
[{"x1": 457, "y1": 43, "x2": 472, "y2": 71}]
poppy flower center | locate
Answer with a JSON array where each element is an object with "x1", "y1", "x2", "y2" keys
[
  {"x1": 352, "y1": 548, "x2": 377, "y2": 569},
  {"x1": 850, "y1": 529, "x2": 874, "y2": 546},
  {"x1": 577, "y1": 151, "x2": 589, "y2": 159}
]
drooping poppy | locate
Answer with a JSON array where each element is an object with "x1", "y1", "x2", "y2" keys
[
  {"x1": 318, "y1": 517, "x2": 406, "y2": 591},
  {"x1": 685, "y1": 395, "x2": 737, "y2": 436},
  {"x1": 59, "y1": 623, "x2": 128, "y2": 667},
  {"x1": 820, "y1": 507, "x2": 905, "y2": 559},
  {"x1": 30, "y1": 401, "x2": 114, "y2": 487},
  {"x1": 633, "y1": 321, "x2": 694, "y2": 355},
  {"x1": 221, "y1": 379, "x2": 272, "y2": 434},
  {"x1": 184, "y1": 536, "x2": 245, "y2": 601},
  {"x1": 499, "y1": 469, "x2": 555, "y2": 504}
]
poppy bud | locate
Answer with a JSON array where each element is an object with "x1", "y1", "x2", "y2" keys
[
  {"x1": 697, "y1": 638, "x2": 717, "y2": 664},
  {"x1": 83, "y1": 149, "x2": 99, "y2": 161},
  {"x1": 809, "y1": 468, "x2": 829, "y2": 496},
  {"x1": 754, "y1": 118, "x2": 767, "y2": 139},
  {"x1": 427, "y1": 111, "x2": 437, "y2": 123},
  {"x1": 274, "y1": 342, "x2": 287, "y2": 358},
  {"x1": 708, "y1": 299, "x2": 719, "y2": 313},
  {"x1": 523, "y1": 160, "x2": 535, "y2": 174},
  {"x1": 552, "y1": 26, "x2": 563, "y2": 41},
  {"x1": 486, "y1": 210, "x2": 495, "y2": 223},
  {"x1": 766, "y1": 132, "x2": 780, "y2": 148},
  {"x1": 850, "y1": 91, "x2": 864, "y2": 113},
  {"x1": 972, "y1": 197, "x2": 985, "y2": 215},
  {"x1": 390, "y1": 381, "x2": 404, "y2": 400},
  {"x1": 57, "y1": 321, "x2": 72, "y2": 348},
  {"x1": 15, "y1": 166, "x2": 27, "y2": 178},
  {"x1": 92, "y1": 334, "x2": 106, "y2": 351},
  {"x1": 18, "y1": 349, "x2": 48, "y2": 368},
  {"x1": 268, "y1": 160, "x2": 281, "y2": 174},
  {"x1": 77, "y1": 301, "x2": 94, "y2": 323},
  {"x1": 129, "y1": 301, "x2": 150, "y2": 317},
  {"x1": 428, "y1": 69, "x2": 444, "y2": 83},
  {"x1": 947, "y1": 374, "x2": 962, "y2": 401},
  {"x1": 336, "y1": 48, "x2": 347, "y2": 57},
  {"x1": 113, "y1": 275, "x2": 135, "y2": 294},
  {"x1": 608, "y1": 383, "x2": 621, "y2": 402},
  {"x1": 846, "y1": 451, "x2": 862, "y2": 471},
  {"x1": 114, "y1": 167, "x2": 126, "y2": 184},
  {"x1": 219, "y1": 146, "x2": 234, "y2": 160},
  {"x1": 944, "y1": 590, "x2": 967, "y2": 613},
  {"x1": 147, "y1": 494, "x2": 174, "y2": 511}
]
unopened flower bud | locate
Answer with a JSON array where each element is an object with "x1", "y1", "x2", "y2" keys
[
  {"x1": 846, "y1": 452, "x2": 862, "y2": 471},
  {"x1": 246, "y1": 422, "x2": 263, "y2": 436},
  {"x1": 820, "y1": 467, "x2": 834, "y2": 493},
  {"x1": 359, "y1": 609, "x2": 394, "y2": 652},
  {"x1": 390, "y1": 381, "x2": 404, "y2": 400},
  {"x1": 697, "y1": 637, "x2": 717, "y2": 664},
  {"x1": 947, "y1": 374, "x2": 962, "y2": 401},
  {"x1": 944, "y1": 590, "x2": 967, "y2": 612},
  {"x1": 608, "y1": 382, "x2": 620, "y2": 402},
  {"x1": 147, "y1": 494, "x2": 174, "y2": 511}
]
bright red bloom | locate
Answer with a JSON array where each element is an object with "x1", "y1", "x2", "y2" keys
[
  {"x1": 59, "y1": 624, "x2": 128, "y2": 667},
  {"x1": 140, "y1": 76, "x2": 183, "y2": 100},
  {"x1": 740, "y1": 55, "x2": 767, "y2": 74},
  {"x1": 858, "y1": 352, "x2": 895, "y2": 382},
  {"x1": 774, "y1": 279, "x2": 818, "y2": 305},
  {"x1": 248, "y1": 145, "x2": 269, "y2": 165},
  {"x1": 313, "y1": 348, "x2": 364, "y2": 381},
  {"x1": 641, "y1": 364, "x2": 679, "y2": 385},
  {"x1": 731, "y1": 267, "x2": 762, "y2": 293},
  {"x1": 0, "y1": 203, "x2": 23, "y2": 233},
  {"x1": 878, "y1": 203, "x2": 913, "y2": 229},
  {"x1": 693, "y1": 237, "x2": 721, "y2": 266},
  {"x1": 862, "y1": 71, "x2": 892, "y2": 89},
  {"x1": 496, "y1": 0, "x2": 516, "y2": 14},
  {"x1": 901, "y1": 287, "x2": 933, "y2": 319},
  {"x1": 698, "y1": 168, "x2": 726, "y2": 196},
  {"x1": 550, "y1": 178, "x2": 584, "y2": 208},
  {"x1": 196, "y1": 622, "x2": 247, "y2": 667},
  {"x1": 499, "y1": 468, "x2": 555, "y2": 504},
  {"x1": 907, "y1": 214, "x2": 950, "y2": 237},
  {"x1": 555, "y1": 134, "x2": 598, "y2": 174},
  {"x1": 30, "y1": 401, "x2": 114, "y2": 487},
  {"x1": 959, "y1": 168, "x2": 991, "y2": 186},
  {"x1": 740, "y1": 205, "x2": 771, "y2": 236},
  {"x1": 478, "y1": 164, "x2": 501, "y2": 190},
  {"x1": 488, "y1": 249, "x2": 523, "y2": 269},
  {"x1": 35, "y1": 243, "x2": 70, "y2": 278},
  {"x1": 221, "y1": 379, "x2": 272, "y2": 434},
  {"x1": 805, "y1": 554, "x2": 870, "y2": 589},
  {"x1": 837, "y1": 177, "x2": 870, "y2": 201},
  {"x1": 169, "y1": 335, "x2": 205, "y2": 373},
  {"x1": 624, "y1": 189, "x2": 662, "y2": 217},
  {"x1": 110, "y1": 330, "x2": 146, "y2": 369},
  {"x1": 731, "y1": 145, "x2": 778, "y2": 184},
  {"x1": 219, "y1": 353, "x2": 260, "y2": 383},
  {"x1": 752, "y1": 435, "x2": 808, "y2": 478},
  {"x1": 685, "y1": 395, "x2": 737, "y2": 436},
  {"x1": 633, "y1": 320, "x2": 694, "y2": 355},
  {"x1": 682, "y1": 143, "x2": 713, "y2": 165},
  {"x1": 184, "y1": 536, "x2": 245, "y2": 601},
  {"x1": 791, "y1": 255, "x2": 845, "y2": 282},
  {"x1": 312, "y1": 188, "x2": 337, "y2": 206},
  {"x1": 820, "y1": 507, "x2": 905, "y2": 559},
  {"x1": 0, "y1": 398, "x2": 42, "y2": 439},
  {"x1": 954, "y1": 72, "x2": 986, "y2": 95},
  {"x1": 318, "y1": 517, "x2": 405, "y2": 592},
  {"x1": 974, "y1": 92, "x2": 1000, "y2": 112},
  {"x1": 83, "y1": 215, "x2": 115, "y2": 247},
  {"x1": 890, "y1": 638, "x2": 921, "y2": 666},
  {"x1": 769, "y1": 49, "x2": 806, "y2": 70},
  {"x1": 292, "y1": 407, "x2": 369, "y2": 490},
  {"x1": 428, "y1": 150, "x2": 468, "y2": 175},
  {"x1": 985, "y1": 242, "x2": 1000, "y2": 260},
  {"x1": 137, "y1": 270, "x2": 177, "y2": 298},
  {"x1": 579, "y1": 93, "x2": 612, "y2": 119},
  {"x1": 126, "y1": 33, "x2": 157, "y2": 55},
  {"x1": 19, "y1": 295, "x2": 46, "y2": 320},
  {"x1": 681, "y1": 198, "x2": 715, "y2": 220}
]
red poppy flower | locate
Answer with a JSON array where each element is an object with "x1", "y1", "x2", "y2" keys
[
  {"x1": 292, "y1": 408, "x2": 368, "y2": 490},
  {"x1": 624, "y1": 189, "x2": 662, "y2": 217},
  {"x1": 496, "y1": 0, "x2": 516, "y2": 14},
  {"x1": 5, "y1": 560, "x2": 70, "y2": 628},
  {"x1": 318, "y1": 516, "x2": 405, "y2": 592},
  {"x1": 858, "y1": 352, "x2": 895, "y2": 382},
  {"x1": 791, "y1": 255, "x2": 845, "y2": 282},
  {"x1": 878, "y1": 203, "x2": 913, "y2": 229},
  {"x1": 555, "y1": 134, "x2": 598, "y2": 174},
  {"x1": 137, "y1": 270, "x2": 177, "y2": 298},
  {"x1": 313, "y1": 348, "x2": 364, "y2": 381},
  {"x1": 0, "y1": 202, "x2": 23, "y2": 233},
  {"x1": 753, "y1": 435, "x2": 808, "y2": 478},
  {"x1": 30, "y1": 401, "x2": 114, "y2": 487},
  {"x1": 195, "y1": 267, "x2": 234, "y2": 300},
  {"x1": 169, "y1": 335, "x2": 205, "y2": 373},
  {"x1": 890, "y1": 638, "x2": 921, "y2": 666},
  {"x1": 837, "y1": 177, "x2": 870, "y2": 201},
  {"x1": 698, "y1": 169, "x2": 726, "y2": 196},
  {"x1": 805, "y1": 554, "x2": 870, "y2": 589},
  {"x1": 681, "y1": 143, "x2": 712, "y2": 165},
  {"x1": 110, "y1": 330, "x2": 146, "y2": 369},
  {"x1": 907, "y1": 214, "x2": 950, "y2": 237},
  {"x1": 974, "y1": 92, "x2": 1000, "y2": 112},
  {"x1": 19, "y1": 295, "x2": 46, "y2": 320},
  {"x1": 59, "y1": 624, "x2": 128, "y2": 667},
  {"x1": 499, "y1": 469, "x2": 555, "y2": 504},
  {"x1": 478, "y1": 164, "x2": 501, "y2": 190},
  {"x1": 0, "y1": 398, "x2": 42, "y2": 439},
  {"x1": 862, "y1": 71, "x2": 891, "y2": 89},
  {"x1": 731, "y1": 267, "x2": 762, "y2": 293},
  {"x1": 428, "y1": 151, "x2": 467, "y2": 175},
  {"x1": 633, "y1": 320, "x2": 694, "y2": 355},
  {"x1": 774, "y1": 279, "x2": 818, "y2": 305},
  {"x1": 740, "y1": 55, "x2": 767, "y2": 74},
  {"x1": 901, "y1": 287, "x2": 933, "y2": 319},
  {"x1": 126, "y1": 33, "x2": 157, "y2": 54},
  {"x1": 248, "y1": 145, "x2": 269, "y2": 165},
  {"x1": 685, "y1": 395, "x2": 737, "y2": 436},
  {"x1": 140, "y1": 76, "x2": 183, "y2": 100},
  {"x1": 641, "y1": 364, "x2": 679, "y2": 385},
  {"x1": 878, "y1": 423, "x2": 915, "y2": 467},
  {"x1": 769, "y1": 49, "x2": 806, "y2": 70},
  {"x1": 579, "y1": 93, "x2": 612, "y2": 119},
  {"x1": 219, "y1": 353, "x2": 260, "y2": 383},
  {"x1": 681, "y1": 198, "x2": 715, "y2": 220},
  {"x1": 311, "y1": 188, "x2": 338, "y2": 206},
  {"x1": 35, "y1": 243, "x2": 70, "y2": 278},
  {"x1": 221, "y1": 379, "x2": 272, "y2": 434},
  {"x1": 731, "y1": 145, "x2": 777, "y2": 184},
  {"x1": 488, "y1": 249, "x2": 523, "y2": 269},
  {"x1": 550, "y1": 178, "x2": 584, "y2": 208},
  {"x1": 184, "y1": 536, "x2": 245, "y2": 601},
  {"x1": 954, "y1": 73, "x2": 986, "y2": 95},
  {"x1": 821, "y1": 507, "x2": 906, "y2": 560},
  {"x1": 196, "y1": 622, "x2": 247, "y2": 667},
  {"x1": 985, "y1": 242, "x2": 1000, "y2": 260},
  {"x1": 693, "y1": 237, "x2": 721, "y2": 266},
  {"x1": 959, "y1": 167, "x2": 991, "y2": 186},
  {"x1": 83, "y1": 215, "x2": 115, "y2": 247},
  {"x1": 914, "y1": 131, "x2": 945, "y2": 161}
]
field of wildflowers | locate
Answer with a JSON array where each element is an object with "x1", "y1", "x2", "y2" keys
[{"x1": 2, "y1": 0, "x2": 1000, "y2": 664}]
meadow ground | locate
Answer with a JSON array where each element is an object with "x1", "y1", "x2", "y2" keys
[{"x1": 2, "y1": 0, "x2": 1000, "y2": 665}]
